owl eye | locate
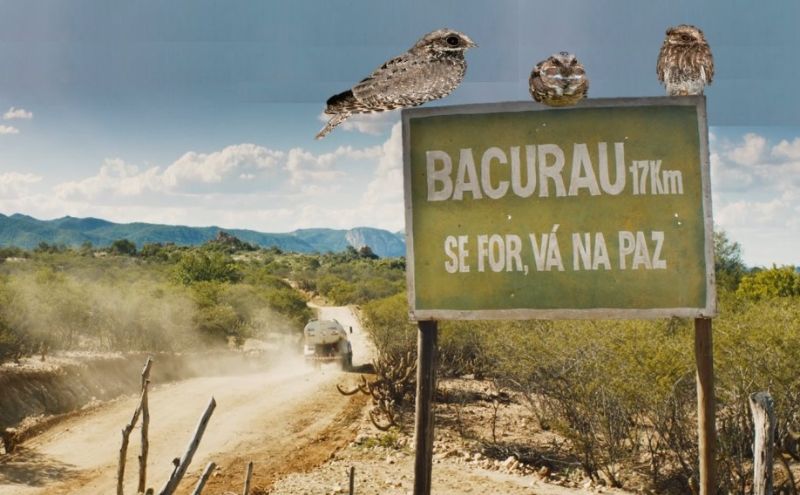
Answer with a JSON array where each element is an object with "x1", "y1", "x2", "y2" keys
[
  {"x1": 681, "y1": 34, "x2": 692, "y2": 42},
  {"x1": 570, "y1": 58, "x2": 578, "y2": 65},
  {"x1": 445, "y1": 36, "x2": 460, "y2": 46}
]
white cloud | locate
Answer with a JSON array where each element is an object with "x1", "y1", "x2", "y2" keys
[
  {"x1": 55, "y1": 158, "x2": 162, "y2": 200},
  {"x1": 20, "y1": 132, "x2": 404, "y2": 233},
  {"x1": 0, "y1": 125, "x2": 20, "y2": 135},
  {"x1": 0, "y1": 172, "x2": 42, "y2": 198},
  {"x1": 726, "y1": 132, "x2": 767, "y2": 166},
  {"x1": 162, "y1": 144, "x2": 283, "y2": 188},
  {"x1": 317, "y1": 111, "x2": 399, "y2": 136},
  {"x1": 284, "y1": 145, "x2": 380, "y2": 187},
  {"x1": 710, "y1": 151, "x2": 754, "y2": 191},
  {"x1": 772, "y1": 137, "x2": 800, "y2": 160},
  {"x1": 359, "y1": 122, "x2": 404, "y2": 227},
  {"x1": 3, "y1": 107, "x2": 33, "y2": 120},
  {"x1": 716, "y1": 198, "x2": 791, "y2": 229},
  {"x1": 711, "y1": 131, "x2": 800, "y2": 266},
  {"x1": 55, "y1": 144, "x2": 286, "y2": 201}
]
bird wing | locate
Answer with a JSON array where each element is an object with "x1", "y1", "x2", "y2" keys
[
  {"x1": 528, "y1": 63, "x2": 548, "y2": 102},
  {"x1": 656, "y1": 45, "x2": 668, "y2": 83},
  {"x1": 351, "y1": 53, "x2": 462, "y2": 110},
  {"x1": 701, "y1": 51, "x2": 714, "y2": 84}
]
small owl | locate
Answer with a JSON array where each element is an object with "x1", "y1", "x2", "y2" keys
[
  {"x1": 657, "y1": 24, "x2": 714, "y2": 96},
  {"x1": 316, "y1": 28, "x2": 477, "y2": 139},
  {"x1": 529, "y1": 52, "x2": 589, "y2": 107}
]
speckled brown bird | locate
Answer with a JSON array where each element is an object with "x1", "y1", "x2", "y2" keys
[
  {"x1": 529, "y1": 51, "x2": 589, "y2": 107},
  {"x1": 657, "y1": 24, "x2": 714, "y2": 96},
  {"x1": 316, "y1": 28, "x2": 477, "y2": 139}
]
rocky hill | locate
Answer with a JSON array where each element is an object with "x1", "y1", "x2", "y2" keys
[{"x1": 0, "y1": 213, "x2": 406, "y2": 258}]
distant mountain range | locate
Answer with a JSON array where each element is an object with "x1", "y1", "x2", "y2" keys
[{"x1": 0, "y1": 213, "x2": 407, "y2": 258}]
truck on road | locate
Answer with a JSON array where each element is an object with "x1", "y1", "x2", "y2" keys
[{"x1": 303, "y1": 319, "x2": 352, "y2": 370}]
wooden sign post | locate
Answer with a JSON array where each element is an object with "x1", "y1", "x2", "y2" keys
[
  {"x1": 695, "y1": 317, "x2": 716, "y2": 493},
  {"x1": 402, "y1": 97, "x2": 717, "y2": 495},
  {"x1": 413, "y1": 320, "x2": 438, "y2": 495}
]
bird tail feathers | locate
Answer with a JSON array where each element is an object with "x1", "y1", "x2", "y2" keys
[{"x1": 315, "y1": 112, "x2": 350, "y2": 140}]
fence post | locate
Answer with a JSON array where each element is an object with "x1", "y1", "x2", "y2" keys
[{"x1": 749, "y1": 391, "x2": 775, "y2": 495}]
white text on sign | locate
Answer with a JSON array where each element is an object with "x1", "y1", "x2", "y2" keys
[
  {"x1": 443, "y1": 230, "x2": 668, "y2": 274},
  {"x1": 426, "y1": 143, "x2": 684, "y2": 201}
]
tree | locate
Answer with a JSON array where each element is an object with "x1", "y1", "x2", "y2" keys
[
  {"x1": 79, "y1": 241, "x2": 94, "y2": 256},
  {"x1": 34, "y1": 242, "x2": 66, "y2": 254},
  {"x1": 140, "y1": 242, "x2": 168, "y2": 261},
  {"x1": 110, "y1": 238, "x2": 137, "y2": 256},
  {"x1": 0, "y1": 246, "x2": 25, "y2": 260},
  {"x1": 714, "y1": 230, "x2": 747, "y2": 291},
  {"x1": 173, "y1": 251, "x2": 241, "y2": 285},
  {"x1": 358, "y1": 245, "x2": 379, "y2": 259}
]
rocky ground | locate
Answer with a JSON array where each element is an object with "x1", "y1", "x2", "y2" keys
[{"x1": 267, "y1": 378, "x2": 635, "y2": 495}]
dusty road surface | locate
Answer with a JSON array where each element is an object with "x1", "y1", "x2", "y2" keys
[{"x1": 0, "y1": 305, "x2": 369, "y2": 495}]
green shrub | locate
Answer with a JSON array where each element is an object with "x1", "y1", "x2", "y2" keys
[
  {"x1": 736, "y1": 265, "x2": 800, "y2": 301},
  {"x1": 361, "y1": 293, "x2": 416, "y2": 360},
  {"x1": 110, "y1": 238, "x2": 137, "y2": 256},
  {"x1": 173, "y1": 251, "x2": 241, "y2": 285}
]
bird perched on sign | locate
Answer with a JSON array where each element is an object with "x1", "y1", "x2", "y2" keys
[
  {"x1": 657, "y1": 24, "x2": 714, "y2": 96},
  {"x1": 528, "y1": 51, "x2": 589, "y2": 107},
  {"x1": 315, "y1": 28, "x2": 477, "y2": 139}
]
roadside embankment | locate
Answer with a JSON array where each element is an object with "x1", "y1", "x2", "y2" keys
[{"x1": 0, "y1": 349, "x2": 280, "y2": 433}]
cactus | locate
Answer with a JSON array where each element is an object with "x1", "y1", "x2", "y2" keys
[{"x1": 337, "y1": 350, "x2": 416, "y2": 431}]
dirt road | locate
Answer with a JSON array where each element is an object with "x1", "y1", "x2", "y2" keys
[{"x1": 0, "y1": 306, "x2": 368, "y2": 495}]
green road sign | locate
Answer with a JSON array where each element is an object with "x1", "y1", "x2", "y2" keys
[{"x1": 402, "y1": 97, "x2": 715, "y2": 320}]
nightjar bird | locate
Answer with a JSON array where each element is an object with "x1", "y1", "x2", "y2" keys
[
  {"x1": 316, "y1": 28, "x2": 477, "y2": 139},
  {"x1": 529, "y1": 52, "x2": 589, "y2": 107},
  {"x1": 657, "y1": 24, "x2": 714, "y2": 96}
]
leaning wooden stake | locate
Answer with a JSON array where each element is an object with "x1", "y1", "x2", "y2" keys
[
  {"x1": 750, "y1": 391, "x2": 775, "y2": 495},
  {"x1": 191, "y1": 462, "x2": 216, "y2": 495},
  {"x1": 242, "y1": 461, "x2": 254, "y2": 495},
  {"x1": 349, "y1": 466, "x2": 355, "y2": 495},
  {"x1": 157, "y1": 397, "x2": 217, "y2": 495},
  {"x1": 117, "y1": 388, "x2": 145, "y2": 495},
  {"x1": 138, "y1": 357, "x2": 153, "y2": 494}
]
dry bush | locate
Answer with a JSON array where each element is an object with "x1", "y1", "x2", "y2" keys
[
  {"x1": 338, "y1": 351, "x2": 416, "y2": 431},
  {"x1": 356, "y1": 288, "x2": 800, "y2": 493}
]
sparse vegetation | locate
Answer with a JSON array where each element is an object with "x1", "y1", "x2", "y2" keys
[
  {"x1": 0, "y1": 235, "x2": 317, "y2": 362},
  {"x1": 2, "y1": 227, "x2": 799, "y2": 494},
  {"x1": 356, "y1": 233, "x2": 800, "y2": 494}
]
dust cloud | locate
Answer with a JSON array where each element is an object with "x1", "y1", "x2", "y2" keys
[{"x1": 2, "y1": 265, "x2": 303, "y2": 360}]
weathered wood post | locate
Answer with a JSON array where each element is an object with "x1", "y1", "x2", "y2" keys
[
  {"x1": 750, "y1": 391, "x2": 775, "y2": 495},
  {"x1": 348, "y1": 465, "x2": 355, "y2": 495},
  {"x1": 242, "y1": 461, "x2": 254, "y2": 495},
  {"x1": 157, "y1": 397, "x2": 217, "y2": 495},
  {"x1": 694, "y1": 317, "x2": 716, "y2": 494},
  {"x1": 191, "y1": 462, "x2": 216, "y2": 495},
  {"x1": 117, "y1": 391, "x2": 144, "y2": 495},
  {"x1": 138, "y1": 356, "x2": 153, "y2": 494},
  {"x1": 413, "y1": 320, "x2": 438, "y2": 495}
]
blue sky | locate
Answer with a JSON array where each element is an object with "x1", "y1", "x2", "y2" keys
[{"x1": 0, "y1": 0, "x2": 798, "y2": 266}]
